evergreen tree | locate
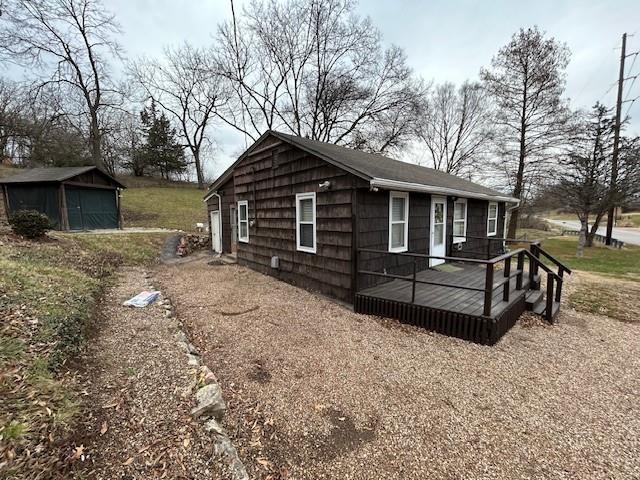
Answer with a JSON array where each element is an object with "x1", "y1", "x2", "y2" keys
[{"x1": 133, "y1": 100, "x2": 187, "y2": 179}]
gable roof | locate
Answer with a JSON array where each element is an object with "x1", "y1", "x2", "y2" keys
[
  {"x1": 205, "y1": 130, "x2": 518, "y2": 203},
  {"x1": 0, "y1": 166, "x2": 125, "y2": 188}
]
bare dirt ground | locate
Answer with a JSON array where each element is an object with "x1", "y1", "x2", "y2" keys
[
  {"x1": 71, "y1": 267, "x2": 228, "y2": 479},
  {"x1": 157, "y1": 258, "x2": 640, "y2": 480}
]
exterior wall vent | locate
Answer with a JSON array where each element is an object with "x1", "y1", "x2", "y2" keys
[{"x1": 271, "y1": 256, "x2": 280, "y2": 269}]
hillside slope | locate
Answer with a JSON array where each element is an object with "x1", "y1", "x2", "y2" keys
[{"x1": 119, "y1": 179, "x2": 207, "y2": 232}]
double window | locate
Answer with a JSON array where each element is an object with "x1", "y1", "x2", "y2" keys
[
  {"x1": 296, "y1": 192, "x2": 316, "y2": 253},
  {"x1": 237, "y1": 200, "x2": 249, "y2": 242},
  {"x1": 487, "y1": 202, "x2": 498, "y2": 236},
  {"x1": 388, "y1": 192, "x2": 409, "y2": 252},
  {"x1": 453, "y1": 198, "x2": 467, "y2": 243}
]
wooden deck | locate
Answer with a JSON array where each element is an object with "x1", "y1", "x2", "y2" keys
[
  {"x1": 355, "y1": 261, "x2": 532, "y2": 344},
  {"x1": 358, "y1": 262, "x2": 530, "y2": 318}
]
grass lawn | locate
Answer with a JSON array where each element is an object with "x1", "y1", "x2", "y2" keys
[
  {"x1": 0, "y1": 232, "x2": 168, "y2": 478},
  {"x1": 121, "y1": 186, "x2": 206, "y2": 231},
  {"x1": 540, "y1": 236, "x2": 640, "y2": 281},
  {"x1": 618, "y1": 212, "x2": 640, "y2": 227}
]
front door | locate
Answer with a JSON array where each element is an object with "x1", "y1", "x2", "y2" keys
[
  {"x1": 210, "y1": 210, "x2": 221, "y2": 253},
  {"x1": 430, "y1": 196, "x2": 447, "y2": 267}
]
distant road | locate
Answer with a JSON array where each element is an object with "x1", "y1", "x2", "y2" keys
[{"x1": 546, "y1": 218, "x2": 640, "y2": 246}]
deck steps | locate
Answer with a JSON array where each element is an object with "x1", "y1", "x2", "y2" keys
[
  {"x1": 525, "y1": 290, "x2": 544, "y2": 310},
  {"x1": 532, "y1": 299, "x2": 561, "y2": 321}
]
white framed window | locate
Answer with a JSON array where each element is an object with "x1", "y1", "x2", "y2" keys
[
  {"x1": 487, "y1": 202, "x2": 498, "y2": 236},
  {"x1": 453, "y1": 198, "x2": 467, "y2": 243},
  {"x1": 296, "y1": 192, "x2": 316, "y2": 253},
  {"x1": 237, "y1": 200, "x2": 249, "y2": 243},
  {"x1": 388, "y1": 191, "x2": 409, "y2": 252}
]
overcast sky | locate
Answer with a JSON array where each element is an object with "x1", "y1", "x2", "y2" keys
[{"x1": 14, "y1": 0, "x2": 640, "y2": 177}]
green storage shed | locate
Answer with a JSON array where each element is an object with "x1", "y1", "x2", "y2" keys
[{"x1": 0, "y1": 166, "x2": 126, "y2": 230}]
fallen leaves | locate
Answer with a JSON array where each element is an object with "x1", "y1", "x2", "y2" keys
[
  {"x1": 71, "y1": 444, "x2": 85, "y2": 460},
  {"x1": 100, "y1": 421, "x2": 108, "y2": 436}
]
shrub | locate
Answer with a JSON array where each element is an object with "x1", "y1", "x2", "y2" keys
[{"x1": 9, "y1": 210, "x2": 52, "y2": 239}]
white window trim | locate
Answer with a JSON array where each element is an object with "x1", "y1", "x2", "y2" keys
[
  {"x1": 295, "y1": 192, "x2": 316, "y2": 254},
  {"x1": 487, "y1": 201, "x2": 498, "y2": 237},
  {"x1": 452, "y1": 198, "x2": 467, "y2": 244},
  {"x1": 388, "y1": 191, "x2": 409, "y2": 253},
  {"x1": 237, "y1": 200, "x2": 249, "y2": 243}
]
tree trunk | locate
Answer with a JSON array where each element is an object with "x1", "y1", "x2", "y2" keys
[
  {"x1": 508, "y1": 84, "x2": 528, "y2": 239},
  {"x1": 586, "y1": 211, "x2": 604, "y2": 247},
  {"x1": 193, "y1": 150, "x2": 205, "y2": 189},
  {"x1": 576, "y1": 218, "x2": 587, "y2": 257},
  {"x1": 89, "y1": 113, "x2": 103, "y2": 169}
]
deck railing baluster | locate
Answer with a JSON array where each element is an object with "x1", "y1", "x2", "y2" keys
[
  {"x1": 516, "y1": 251, "x2": 524, "y2": 290},
  {"x1": 503, "y1": 257, "x2": 511, "y2": 302},
  {"x1": 484, "y1": 263, "x2": 494, "y2": 317}
]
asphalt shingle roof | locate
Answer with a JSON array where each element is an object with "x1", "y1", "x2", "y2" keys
[
  {"x1": 207, "y1": 130, "x2": 516, "y2": 202},
  {"x1": 0, "y1": 166, "x2": 125, "y2": 188}
]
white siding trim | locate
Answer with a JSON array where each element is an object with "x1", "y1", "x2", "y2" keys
[
  {"x1": 487, "y1": 201, "x2": 498, "y2": 236},
  {"x1": 452, "y1": 198, "x2": 467, "y2": 244},
  {"x1": 237, "y1": 200, "x2": 249, "y2": 243},
  {"x1": 295, "y1": 192, "x2": 316, "y2": 254},
  {"x1": 388, "y1": 191, "x2": 409, "y2": 253}
]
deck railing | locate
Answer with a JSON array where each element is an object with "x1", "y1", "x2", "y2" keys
[
  {"x1": 356, "y1": 247, "x2": 529, "y2": 318},
  {"x1": 356, "y1": 241, "x2": 571, "y2": 322},
  {"x1": 447, "y1": 233, "x2": 541, "y2": 260}
]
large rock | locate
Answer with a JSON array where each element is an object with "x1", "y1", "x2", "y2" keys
[
  {"x1": 198, "y1": 365, "x2": 218, "y2": 385},
  {"x1": 191, "y1": 384, "x2": 226, "y2": 420}
]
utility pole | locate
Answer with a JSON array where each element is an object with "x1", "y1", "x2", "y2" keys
[{"x1": 605, "y1": 33, "x2": 626, "y2": 245}]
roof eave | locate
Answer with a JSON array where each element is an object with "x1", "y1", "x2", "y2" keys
[{"x1": 369, "y1": 178, "x2": 519, "y2": 204}]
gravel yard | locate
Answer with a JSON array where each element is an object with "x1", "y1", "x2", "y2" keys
[
  {"x1": 73, "y1": 267, "x2": 228, "y2": 479},
  {"x1": 157, "y1": 259, "x2": 640, "y2": 480}
]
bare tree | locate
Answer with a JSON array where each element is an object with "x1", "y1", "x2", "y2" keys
[
  {"x1": 216, "y1": 0, "x2": 425, "y2": 153},
  {"x1": 130, "y1": 43, "x2": 229, "y2": 188},
  {"x1": 481, "y1": 26, "x2": 571, "y2": 237},
  {"x1": 0, "y1": 0, "x2": 123, "y2": 169},
  {"x1": 414, "y1": 81, "x2": 491, "y2": 176}
]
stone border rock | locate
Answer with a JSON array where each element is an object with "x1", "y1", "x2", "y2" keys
[{"x1": 144, "y1": 271, "x2": 249, "y2": 480}]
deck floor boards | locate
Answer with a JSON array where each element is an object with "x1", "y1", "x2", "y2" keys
[{"x1": 359, "y1": 262, "x2": 530, "y2": 319}]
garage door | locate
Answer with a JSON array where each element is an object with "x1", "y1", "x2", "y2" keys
[{"x1": 66, "y1": 187, "x2": 118, "y2": 230}]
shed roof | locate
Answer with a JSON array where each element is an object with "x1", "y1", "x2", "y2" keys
[
  {"x1": 206, "y1": 131, "x2": 518, "y2": 203},
  {"x1": 0, "y1": 166, "x2": 125, "y2": 188}
]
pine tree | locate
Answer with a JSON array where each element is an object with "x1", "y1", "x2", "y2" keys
[{"x1": 134, "y1": 100, "x2": 187, "y2": 179}]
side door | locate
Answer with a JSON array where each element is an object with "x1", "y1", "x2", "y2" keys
[
  {"x1": 210, "y1": 210, "x2": 221, "y2": 252},
  {"x1": 430, "y1": 196, "x2": 447, "y2": 267}
]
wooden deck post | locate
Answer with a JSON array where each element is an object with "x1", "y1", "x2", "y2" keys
[
  {"x1": 546, "y1": 272, "x2": 554, "y2": 322},
  {"x1": 503, "y1": 257, "x2": 511, "y2": 302},
  {"x1": 486, "y1": 238, "x2": 492, "y2": 260},
  {"x1": 483, "y1": 263, "x2": 494, "y2": 316},
  {"x1": 555, "y1": 270, "x2": 563, "y2": 302},
  {"x1": 516, "y1": 251, "x2": 524, "y2": 290}
]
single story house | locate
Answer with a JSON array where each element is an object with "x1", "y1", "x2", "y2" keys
[
  {"x1": 0, "y1": 166, "x2": 125, "y2": 230},
  {"x1": 204, "y1": 131, "x2": 569, "y2": 344}
]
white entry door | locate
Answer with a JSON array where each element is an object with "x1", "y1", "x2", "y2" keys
[
  {"x1": 210, "y1": 210, "x2": 221, "y2": 253},
  {"x1": 430, "y1": 197, "x2": 447, "y2": 267}
]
